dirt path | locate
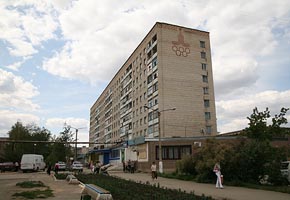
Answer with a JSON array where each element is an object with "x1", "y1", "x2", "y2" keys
[{"x1": 0, "y1": 171, "x2": 83, "y2": 200}]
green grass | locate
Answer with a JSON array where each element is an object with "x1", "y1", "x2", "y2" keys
[
  {"x1": 14, "y1": 181, "x2": 54, "y2": 199},
  {"x1": 13, "y1": 189, "x2": 54, "y2": 199},
  {"x1": 16, "y1": 181, "x2": 45, "y2": 188}
]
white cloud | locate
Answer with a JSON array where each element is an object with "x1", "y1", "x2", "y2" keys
[
  {"x1": 5, "y1": 56, "x2": 32, "y2": 71},
  {"x1": 217, "y1": 90, "x2": 290, "y2": 133},
  {"x1": 5, "y1": 61, "x2": 23, "y2": 71},
  {"x1": 0, "y1": 110, "x2": 40, "y2": 137},
  {"x1": 0, "y1": 69, "x2": 40, "y2": 111},
  {"x1": 0, "y1": 1, "x2": 58, "y2": 57},
  {"x1": 1, "y1": 0, "x2": 290, "y2": 136},
  {"x1": 39, "y1": 0, "x2": 290, "y2": 93}
]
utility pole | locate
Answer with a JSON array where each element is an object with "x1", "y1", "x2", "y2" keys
[
  {"x1": 64, "y1": 124, "x2": 86, "y2": 161},
  {"x1": 144, "y1": 105, "x2": 176, "y2": 173}
]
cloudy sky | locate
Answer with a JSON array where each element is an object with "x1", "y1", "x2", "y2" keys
[{"x1": 1, "y1": 0, "x2": 290, "y2": 143}]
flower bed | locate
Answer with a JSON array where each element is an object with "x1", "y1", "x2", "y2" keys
[{"x1": 76, "y1": 174, "x2": 213, "y2": 200}]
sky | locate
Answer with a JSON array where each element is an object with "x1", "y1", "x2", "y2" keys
[{"x1": 1, "y1": 0, "x2": 290, "y2": 144}]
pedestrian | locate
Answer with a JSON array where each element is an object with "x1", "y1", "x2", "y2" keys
[
  {"x1": 127, "y1": 159, "x2": 131, "y2": 173},
  {"x1": 47, "y1": 163, "x2": 51, "y2": 175},
  {"x1": 54, "y1": 163, "x2": 59, "y2": 174},
  {"x1": 151, "y1": 161, "x2": 157, "y2": 180},
  {"x1": 94, "y1": 161, "x2": 100, "y2": 174},
  {"x1": 130, "y1": 160, "x2": 135, "y2": 173},
  {"x1": 122, "y1": 160, "x2": 125, "y2": 172},
  {"x1": 213, "y1": 162, "x2": 223, "y2": 189},
  {"x1": 14, "y1": 161, "x2": 19, "y2": 171}
]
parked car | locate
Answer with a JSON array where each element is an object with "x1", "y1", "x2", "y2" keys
[
  {"x1": 71, "y1": 161, "x2": 83, "y2": 172},
  {"x1": 280, "y1": 161, "x2": 290, "y2": 182},
  {"x1": 0, "y1": 162, "x2": 15, "y2": 172},
  {"x1": 55, "y1": 161, "x2": 66, "y2": 171}
]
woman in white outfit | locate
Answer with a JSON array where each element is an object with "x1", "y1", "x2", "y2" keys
[{"x1": 213, "y1": 163, "x2": 223, "y2": 189}]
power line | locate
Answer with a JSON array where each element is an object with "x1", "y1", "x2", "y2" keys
[{"x1": 0, "y1": 140, "x2": 119, "y2": 145}]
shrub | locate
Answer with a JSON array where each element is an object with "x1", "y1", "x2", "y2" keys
[{"x1": 176, "y1": 155, "x2": 196, "y2": 175}]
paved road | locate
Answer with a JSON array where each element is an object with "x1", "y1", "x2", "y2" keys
[
  {"x1": 108, "y1": 171, "x2": 290, "y2": 200},
  {"x1": 0, "y1": 171, "x2": 82, "y2": 200}
]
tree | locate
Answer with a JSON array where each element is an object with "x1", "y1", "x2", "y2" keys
[
  {"x1": 245, "y1": 107, "x2": 289, "y2": 140},
  {"x1": 27, "y1": 124, "x2": 51, "y2": 157},
  {"x1": 4, "y1": 122, "x2": 51, "y2": 162},
  {"x1": 242, "y1": 107, "x2": 289, "y2": 184},
  {"x1": 46, "y1": 126, "x2": 74, "y2": 165}
]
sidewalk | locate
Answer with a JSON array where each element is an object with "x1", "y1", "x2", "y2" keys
[
  {"x1": 32, "y1": 172, "x2": 83, "y2": 200},
  {"x1": 108, "y1": 171, "x2": 290, "y2": 200}
]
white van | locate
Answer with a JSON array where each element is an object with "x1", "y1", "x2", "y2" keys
[
  {"x1": 280, "y1": 161, "x2": 290, "y2": 182},
  {"x1": 20, "y1": 154, "x2": 46, "y2": 172}
]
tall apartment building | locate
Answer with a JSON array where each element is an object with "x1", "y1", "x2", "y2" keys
[{"x1": 89, "y1": 22, "x2": 217, "y2": 149}]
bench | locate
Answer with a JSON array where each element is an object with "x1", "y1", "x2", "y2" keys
[{"x1": 80, "y1": 184, "x2": 112, "y2": 200}]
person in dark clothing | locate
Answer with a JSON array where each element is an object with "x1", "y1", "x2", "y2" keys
[
  {"x1": 94, "y1": 161, "x2": 101, "y2": 174},
  {"x1": 54, "y1": 163, "x2": 59, "y2": 174},
  {"x1": 15, "y1": 162, "x2": 19, "y2": 172},
  {"x1": 122, "y1": 161, "x2": 125, "y2": 172},
  {"x1": 47, "y1": 164, "x2": 51, "y2": 175}
]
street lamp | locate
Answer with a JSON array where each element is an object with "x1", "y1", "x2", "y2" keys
[
  {"x1": 144, "y1": 105, "x2": 176, "y2": 173},
  {"x1": 64, "y1": 124, "x2": 86, "y2": 161}
]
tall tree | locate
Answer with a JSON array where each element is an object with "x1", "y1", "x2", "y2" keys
[
  {"x1": 245, "y1": 107, "x2": 289, "y2": 140},
  {"x1": 27, "y1": 123, "x2": 51, "y2": 157},
  {"x1": 4, "y1": 122, "x2": 30, "y2": 162},
  {"x1": 46, "y1": 127, "x2": 73, "y2": 165},
  {"x1": 4, "y1": 122, "x2": 51, "y2": 162}
]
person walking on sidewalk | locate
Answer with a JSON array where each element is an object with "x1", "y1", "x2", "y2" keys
[
  {"x1": 213, "y1": 162, "x2": 223, "y2": 189},
  {"x1": 151, "y1": 161, "x2": 157, "y2": 180}
]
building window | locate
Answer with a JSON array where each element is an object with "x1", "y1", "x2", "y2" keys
[
  {"x1": 152, "y1": 57, "x2": 157, "y2": 67},
  {"x1": 201, "y1": 52, "x2": 206, "y2": 59},
  {"x1": 110, "y1": 149, "x2": 120, "y2": 159},
  {"x1": 203, "y1": 87, "x2": 209, "y2": 94},
  {"x1": 200, "y1": 41, "x2": 205, "y2": 48},
  {"x1": 148, "y1": 111, "x2": 158, "y2": 121},
  {"x1": 153, "y1": 82, "x2": 158, "y2": 92},
  {"x1": 156, "y1": 145, "x2": 191, "y2": 160},
  {"x1": 148, "y1": 123, "x2": 158, "y2": 134},
  {"x1": 204, "y1": 100, "x2": 210, "y2": 107},
  {"x1": 202, "y1": 63, "x2": 207, "y2": 70},
  {"x1": 206, "y1": 126, "x2": 212, "y2": 134},
  {"x1": 205, "y1": 112, "x2": 211, "y2": 120},
  {"x1": 147, "y1": 74, "x2": 153, "y2": 84},
  {"x1": 147, "y1": 86, "x2": 153, "y2": 96},
  {"x1": 202, "y1": 75, "x2": 208, "y2": 83}
]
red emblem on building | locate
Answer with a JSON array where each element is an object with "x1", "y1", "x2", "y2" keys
[{"x1": 172, "y1": 28, "x2": 190, "y2": 57}]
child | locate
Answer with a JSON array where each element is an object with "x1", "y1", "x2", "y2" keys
[{"x1": 151, "y1": 161, "x2": 157, "y2": 180}]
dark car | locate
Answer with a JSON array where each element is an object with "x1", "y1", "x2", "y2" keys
[{"x1": 0, "y1": 162, "x2": 15, "y2": 172}]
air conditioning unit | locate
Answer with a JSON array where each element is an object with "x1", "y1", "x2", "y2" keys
[{"x1": 194, "y1": 142, "x2": 202, "y2": 147}]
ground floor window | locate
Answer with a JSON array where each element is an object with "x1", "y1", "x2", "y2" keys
[
  {"x1": 156, "y1": 145, "x2": 191, "y2": 160},
  {"x1": 110, "y1": 149, "x2": 120, "y2": 159}
]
